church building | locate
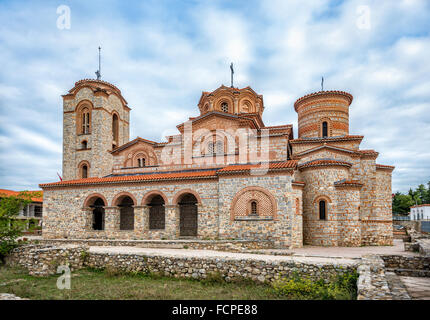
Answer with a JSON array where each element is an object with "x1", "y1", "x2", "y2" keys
[{"x1": 39, "y1": 78, "x2": 394, "y2": 248}]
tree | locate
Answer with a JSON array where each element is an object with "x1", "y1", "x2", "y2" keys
[
  {"x1": 392, "y1": 193, "x2": 414, "y2": 215},
  {"x1": 0, "y1": 191, "x2": 39, "y2": 261},
  {"x1": 425, "y1": 181, "x2": 430, "y2": 204},
  {"x1": 416, "y1": 184, "x2": 427, "y2": 204}
]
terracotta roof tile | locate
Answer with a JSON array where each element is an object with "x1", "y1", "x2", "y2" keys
[
  {"x1": 298, "y1": 159, "x2": 352, "y2": 169},
  {"x1": 376, "y1": 164, "x2": 395, "y2": 170},
  {"x1": 411, "y1": 204, "x2": 430, "y2": 208},
  {"x1": 40, "y1": 170, "x2": 218, "y2": 188},
  {"x1": 217, "y1": 161, "x2": 298, "y2": 173},
  {"x1": 291, "y1": 135, "x2": 364, "y2": 144},
  {"x1": 40, "y1": 161, "x2": 299, "y2": 188},
  {"x1": 334, "y1": 180, "x2": 363, "y2": 187},
  {"x1": 0, "y1": 189, "x2": 43, "y2": 202}
]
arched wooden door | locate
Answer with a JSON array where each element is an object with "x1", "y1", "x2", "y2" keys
[{"x1": 179, "y1": 194, "x2": 198, "y2": 236}]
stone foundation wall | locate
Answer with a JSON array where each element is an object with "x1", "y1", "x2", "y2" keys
[
  {"x1": 357, "y1": 255, "x2": 410, "y2": 300},
  {"x1": 32, "y1": 238, "x2": 274, "y2": 252},
  {"x1": 5, "y1": 245, "x2": 87, "y2": 276},
  {"x1": 6, "y1": 245, "x2": 356, "y2": 283}
]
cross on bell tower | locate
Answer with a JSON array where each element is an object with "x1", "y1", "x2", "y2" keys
[{"x1": 95, "y1": 46, "x2": 101, "y2": 80}]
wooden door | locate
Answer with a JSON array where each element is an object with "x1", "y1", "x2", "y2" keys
[{"x1": 179, "y1": 204, "x2": 197, "y2": 236}]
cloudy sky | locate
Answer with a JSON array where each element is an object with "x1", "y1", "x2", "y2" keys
[{"x1": 0, "y1": 0, "x2": 429, "y2": 192}]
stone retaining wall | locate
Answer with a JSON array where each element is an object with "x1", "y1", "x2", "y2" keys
[
  {"x1": 356, "y1": 255, "x2": 410, "y2": 300},
  {"x1": 31, "y1": 238, "x2": 273, "y2": 252},
  {"x1": 5, "y1": 245, "x2": 87, "y2": 276},
  {"x1": 6, "y1": 245, "x2": 356, "y2": 284}
]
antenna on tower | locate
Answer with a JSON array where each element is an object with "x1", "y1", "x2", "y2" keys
[{"x1": 95, "y1": 46, "x2": 101, "y2": 80}]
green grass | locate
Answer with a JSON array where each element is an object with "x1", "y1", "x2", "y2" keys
[{"x1": 0, "y1": 266, "x2": 357, "y2": 300}]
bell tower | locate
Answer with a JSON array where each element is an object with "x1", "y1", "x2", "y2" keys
[
  {"x1": 61, "y1": 79, "x2": 130, "y2": 180},
  {"x1": 294, "y1": 91, "x2": 353, "y2": 138}
]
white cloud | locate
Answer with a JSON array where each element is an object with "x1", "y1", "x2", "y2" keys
[{"x1": 0, "y1": 0, "x2": 429, "y2": 193}]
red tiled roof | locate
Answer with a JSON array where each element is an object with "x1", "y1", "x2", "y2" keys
[
  {"x1": 40, "y1": 161, "x2": 299, "y2": 188},
  {"x1": 298, "y1": 159, "x2": 352, "y2": 169},
  {"x1": 111, "y1": 137, "x2": 160, "y2": 154},
  {"x1": 411, "y1": 204, "x2": 430, "y2": 208},
  {"x1": 264, "y1": 124, "x2": 293, "y2": 129},
  {"x1": 0, "y1": 189, "x2": 43, "y2": 202},
  {"x1": 334, "y1": 180, "x2": 363, "y2": 187},
  {"x1": 217, "y1": 161, "x2": 298, "y2": 173},
  {"x1": 376, "y1": 164, "x2": 395, "y2": 170},
  {"x1": 290, "y1": 135, "x2": 364, "y2": 144},
  {"x1": 358, "y1": 149, "x2": 377, "y2": 154},
  {"x1": 40, "y1": 170, "x2": 218, "y2": 188},
  {"x1": 73, "y1": 79, "x2": 122, "y2": 94}
]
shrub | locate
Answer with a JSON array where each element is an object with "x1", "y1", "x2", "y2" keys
[
  {"x1": 271, "y1": 271, "x2": 358, "y2": 300},
  {"x1": 201, "y1": 272, "x2": 225, "y2": 285},
  {"x1": 0, "y1": 191, "x2": 39, "y2": 261}
]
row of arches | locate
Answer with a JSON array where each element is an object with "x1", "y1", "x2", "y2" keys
[
  {"x1": 85, "y1": 190, "x2": 200, "y2": 236},
  {"x1": 84, "y1": 189, "x2": 202, "y2": 208}
]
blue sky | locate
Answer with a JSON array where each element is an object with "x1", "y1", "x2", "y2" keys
[{"x1": 0, "y1": 0, "x2": 429, "y2": 192}]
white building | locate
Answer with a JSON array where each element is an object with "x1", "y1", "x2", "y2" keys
[{"x1": 410, "y1": 204, "x2": 430, "y2": 221}]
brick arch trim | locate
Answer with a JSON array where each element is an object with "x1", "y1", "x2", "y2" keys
[
  {"x1": 111, "y1": 192, "x2": 137, "y2": 206},
  {"x1": 78, "y1": 160, "x2": 90, "y2": 179},
  {"x1": 84, "y1": 193, "x2": 108, "y2": 207},
  {"x1": 142, "y1": 190, "x2": 169, "y2": 205},
  {"x1": 172, "y1": 189, "x2": 202, "y2": 205},
  {"x1": 74, "y1": 99, "x2": 94, "y2": 112},
  {"x1": 230, "y1": 186, "x2": 278, "y2": 220},
  {"x1": 215, "y1": 96, "x2": 234, "y2": 112},
  {"x1": 313, "y1": 195, "x2": 332, "y2": 204}
]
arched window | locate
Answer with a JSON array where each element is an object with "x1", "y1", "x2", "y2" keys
[
  {"x1": 250, "y1": 201, "x2": 258, "y2": 215},
  {"x1": 207, "y1": 142, "x2": 214, "y2": 155},
  {"x1": 82, "y1": 107, "x2": 90, "y2": 134},
  {"x1": 82, "y1": 165, "x2": 88, "y2": 179},
  {"x1": 319, "y1": 200, "x2": 326, "y2": 220},
  {"x1": 221, "y1": 102, "x2": 229, "y2": 113},
  {"x1": 81, "y1": 140, "x2": 88, "y2": 149},
  {"x1": 322, "y1": 121, "x2": 328, "y2": 138},
  {"x1": 138, "y1": 157, "x2": 146, "y2": 167},
  {"x1": 112, "y1": 113, "x2": 119, "y2": 143},
  {"x1": 215, "y1": 141, "x2": 224, "y2": 154}
]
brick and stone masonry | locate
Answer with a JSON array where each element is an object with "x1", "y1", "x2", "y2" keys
[{"x1": 39, "y1": 80, "x2": 394, "y2": 248}]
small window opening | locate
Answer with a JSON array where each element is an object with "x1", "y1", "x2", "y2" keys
[
  {"x1": 319, "y1": 200, "x2": 326, "y2": 220},
  {"x1": 251, "y1": 201, "x2": 258, "y2": 215},
  {"x1": 82, "y1": 165, "x2": 88, "y2": 179},
  {"x1": 322, "y1": 121, "x2": 328, "y2": 138},
  {"x1": 138, "y1": 158, "x2": 146, "y2": 167}
]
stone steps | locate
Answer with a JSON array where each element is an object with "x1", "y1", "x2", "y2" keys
[{"x1": 386, "y1": 268, "x2": 430, "y2": 278}]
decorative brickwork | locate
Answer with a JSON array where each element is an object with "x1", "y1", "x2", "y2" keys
[{"x1": 40, "y1": 81, "x2": 394, "y2": 248}]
